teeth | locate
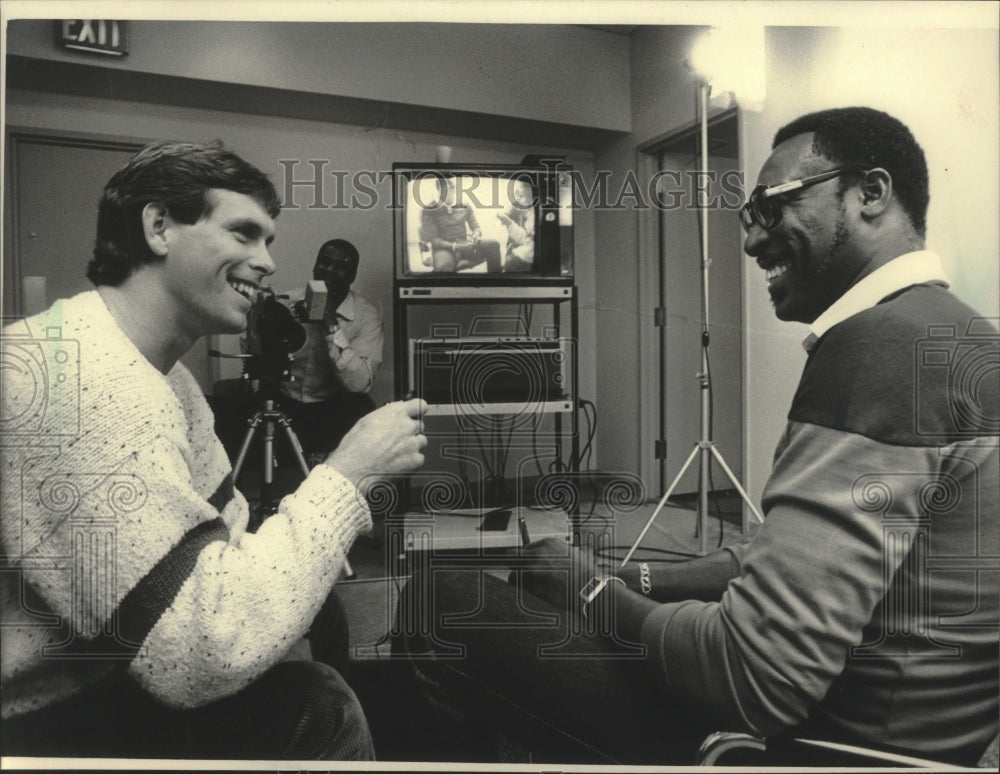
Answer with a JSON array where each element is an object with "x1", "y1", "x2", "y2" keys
[
  {"x1": 228, "y1": 279, "x2": 257, "y2": 300},
  {"x1": 766, "y1": 263, "x2": 789, "y2": 283}
]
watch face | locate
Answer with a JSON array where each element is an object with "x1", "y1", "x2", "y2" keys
[{"x1": 579, "y1": 576, "x2": 605, "y2": 604}]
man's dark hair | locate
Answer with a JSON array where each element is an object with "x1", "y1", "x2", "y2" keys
[
  {"x1": 773, "y1": 107, "x2": 929, "y2": 237},
  {"x1": 87, "y1": 140, "x2": 281, "y2": 286},
  {"x1": 316, "y1": 238, "x2": 360, "y2": 266}
]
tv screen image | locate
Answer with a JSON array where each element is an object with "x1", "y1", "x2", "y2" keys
[{"x1": 393, "y1": 164, "x2": 574, "y2": 283}]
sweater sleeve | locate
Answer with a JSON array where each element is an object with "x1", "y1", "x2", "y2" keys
[
  {"x1": 133, "y1": 452, "x2": 370, "y2": 706},
  {"x1": 640, "y1": 420, "x2": 938, "y2": 735}
]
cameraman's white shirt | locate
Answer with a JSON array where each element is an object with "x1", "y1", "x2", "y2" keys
[{"x1": 279, "y1": 289, "x2": 383, "y2": 401}]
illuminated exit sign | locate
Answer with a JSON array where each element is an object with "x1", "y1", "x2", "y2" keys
[{"x1": 57, "y1": 20, "x2": 129, "y2": 57}]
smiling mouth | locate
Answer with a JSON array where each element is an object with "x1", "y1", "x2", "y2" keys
[
  {"x1": 766, "y1": 262, "x2": 790, "y2": 284},
  {"x1": 228, "y1": 278, "x2": 258, "y2": 301}
]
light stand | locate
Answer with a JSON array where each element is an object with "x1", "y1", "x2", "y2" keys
[{"x1": 621, "y1": 82, "x2": 764, "y2": 565}]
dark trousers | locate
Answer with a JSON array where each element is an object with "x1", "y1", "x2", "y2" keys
[
  {"x1": 3, "y1": 589, "x2": 374, "y2": 761},
  {"x1": 432, "y1": 239, "x2": 502, "y2": 273},
  {"x1": 390, "y1": 568, "x2": 715, "y2": 765}
]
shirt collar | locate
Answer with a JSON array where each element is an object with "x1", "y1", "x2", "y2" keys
[
  {"x1": 803, "y1": 250, "x2": 950, "y2": 352},
  {"x1": 334, "y1": 290, "x2": 356, "y2": 322}
]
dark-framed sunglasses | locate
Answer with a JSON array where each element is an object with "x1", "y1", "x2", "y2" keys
[{"x1": 740, "y1": 167, "x2": 865, "y2": 232}]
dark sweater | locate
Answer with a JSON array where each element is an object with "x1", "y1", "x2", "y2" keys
[{"x1": 641, "y1": 282, "x2": 999, "y2": 765}]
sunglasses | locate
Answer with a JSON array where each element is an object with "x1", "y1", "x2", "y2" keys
[{"x1": 740, "y1": 168, "x2": 865, "y2": 232}]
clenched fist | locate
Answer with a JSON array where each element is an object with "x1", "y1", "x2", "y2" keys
[{"x1": 324, "y1": 398, "x2": 428, "y2": 495}]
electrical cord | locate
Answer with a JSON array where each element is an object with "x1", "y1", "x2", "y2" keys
[
  {"x1": 576, "y1": 399, "x2": 598, "y2": 472},
  {"x1": 572, "y1": 398, "x2": 601, "y2": 526}
]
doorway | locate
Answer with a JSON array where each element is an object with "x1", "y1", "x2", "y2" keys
[{"x1": 640, "y1": 111, "x2": 744, "y2": 504}]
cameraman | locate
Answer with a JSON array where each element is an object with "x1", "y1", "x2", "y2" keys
[
  {"x1": 279, "y1": 239, "x2": 383, "y2": 461},
  {"x1": 0, "y1": 141, "x2": 427, "y2": 760}
]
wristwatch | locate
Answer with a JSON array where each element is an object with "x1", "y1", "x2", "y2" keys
[{"x1": 579, "y1": 574, "x2": 625, "y2": 617}]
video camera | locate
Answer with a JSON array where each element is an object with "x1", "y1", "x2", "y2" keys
[{"x1": 243, "y1": 287, "x2": 307, "y2": 383}]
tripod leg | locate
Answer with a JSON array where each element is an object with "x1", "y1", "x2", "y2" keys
[
  {"x1": 620, "y1": 443, "x2": 701, "y2": 568},
  {"x1": 695, "y1": 443, "x2": 711, "y2": 552},
  {"x1": 709, "y1": 445, "x2": 765, "y2": 530},
  {"x1": 278, "y1": 421, "x2": 312, "y2": 480},
  {"x1": 232, "y1": 416, "x2": 262, "y2": 481},
  {"x1": 258, "y1": 417, "x2": 279, "y2": 518}
]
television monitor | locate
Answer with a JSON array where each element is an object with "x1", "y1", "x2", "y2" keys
[{"x1": 393, "y1": 162, "x2": 574, "y2": 284}]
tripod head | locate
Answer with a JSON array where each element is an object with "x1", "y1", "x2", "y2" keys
[{"x1": 209, "y1": 287, "x2": 307, "y2": 398}]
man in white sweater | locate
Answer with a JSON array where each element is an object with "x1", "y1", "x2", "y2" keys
[{"x1": 0, "y1": 141, "x2": 427, "y2": 760}]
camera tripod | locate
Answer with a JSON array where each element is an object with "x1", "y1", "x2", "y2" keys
[{"x1": 232, "y1": 394, "x2": 355, "y2": 579}]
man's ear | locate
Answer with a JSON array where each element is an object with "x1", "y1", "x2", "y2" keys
[
  {"x1": 858, "y1": 168, "x2": 893, "y2": 220},
  {"x1": 141, "y1": 202, "x2": 170, "y2": 257}
]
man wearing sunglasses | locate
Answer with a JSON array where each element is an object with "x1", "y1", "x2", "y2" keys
[{"x1": 392, "y1": 107, "x2": 998, "y2": 767}]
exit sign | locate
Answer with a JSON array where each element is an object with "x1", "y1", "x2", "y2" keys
[{"x1": 57, "y1": 20, "x2": 129, "y2": 57}]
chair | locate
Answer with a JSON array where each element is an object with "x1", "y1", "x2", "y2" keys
[{"x1": 696, "y1": 730, "x2": 1000, "y2": 769}]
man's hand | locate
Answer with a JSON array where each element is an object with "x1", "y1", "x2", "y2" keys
[
  {"x1": 513, "y1": 537, "x2": 662, "y2": 639},
  {"x1": 615, "y1": 561, "x2": 642, "y2": 592},
  {"x1": 511, "y1": 536, "x2": 601, "y2": 612},
  {"x1": 324, "y1": 398, "x2": 428, "y2": 495}
]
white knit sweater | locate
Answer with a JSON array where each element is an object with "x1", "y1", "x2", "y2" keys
[{"x1": 1, "y1": 291, "x2": 372, "y2": 717}]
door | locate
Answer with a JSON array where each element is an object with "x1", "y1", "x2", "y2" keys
[
  {"x1": 3, "y1": 129, "x2": 215, "y2": 391},
  {"x1": 5, "y1": 131, "x2": 142, "y2": 317}
]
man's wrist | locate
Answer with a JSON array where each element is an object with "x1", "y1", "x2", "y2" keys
[
  {"x1": 579, "y1": 574, "x2": 626, "y2": 618},
  {"x1": 322, "y1": 450, "x2": 367, "y2": 495}
]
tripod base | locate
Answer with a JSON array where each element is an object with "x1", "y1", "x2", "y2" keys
[
  {"x1": 233, "y1": 399, "x2": 355, "y2": 579},
  {"x1": 621, "y1": 441, "x2": 763, "y2": 566}
]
